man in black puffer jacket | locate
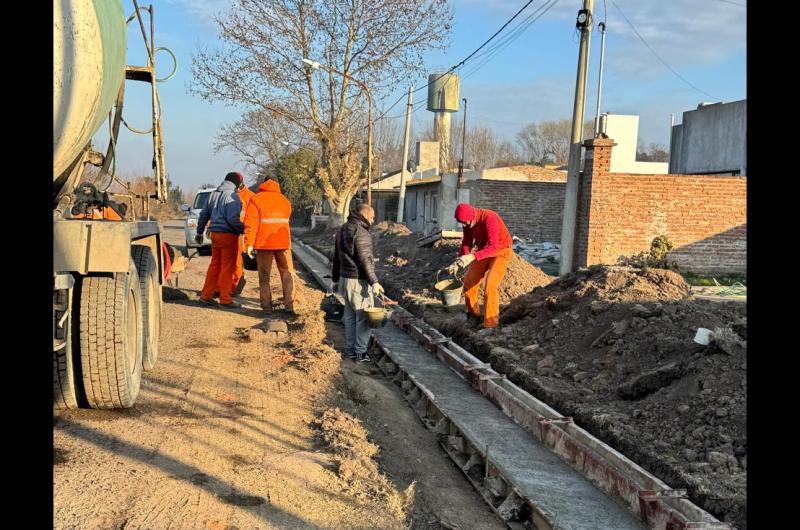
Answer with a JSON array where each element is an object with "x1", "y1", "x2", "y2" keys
[{"x1": 331, "y1": 202, "x2": 385, "y2": 362}]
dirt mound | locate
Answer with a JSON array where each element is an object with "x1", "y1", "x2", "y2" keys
[
  {"x1": 372, "y1": 220, "x2": 413, "y2": 237},
  {"x1": 315, "y1": 408, "x2": 413, "y2": 519},
  {"x1": 432, "y1": 264, "x2": 746, "y2": 528},
  {"x1": 504, "y1": 265, "x2": 690, "y2": 322},
  {"x1": 301, "y1": 221, "x2": 554, "y2": 310},
  {"x1": 316, "y1": 407, "x2": 379, "y2": 459},
  {"x1": 370, "y1": 223, "x2": 553, "y2": 308}
]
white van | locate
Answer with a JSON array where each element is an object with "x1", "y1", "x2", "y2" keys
[{"x1": 181, "y1": 187, "x2": 216, "y2": 253}]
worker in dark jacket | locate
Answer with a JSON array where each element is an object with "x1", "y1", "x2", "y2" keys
[
  {"x1": 448, "y1": 203, "x2": 513, "y2": 328},
  {"x1": 331, "y1": 203, "x2": 384, "y2": 362},
  {"x1": 196, "y1": 172, "x2": 246, "y2": 308}
]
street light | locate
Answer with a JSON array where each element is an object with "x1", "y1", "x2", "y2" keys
[
  {"x1": 302, "y1": 57, "x2": 374, "y2": 206},
  {"x1": 281, "y1": 141, "x2": 316, "y2": 154}
]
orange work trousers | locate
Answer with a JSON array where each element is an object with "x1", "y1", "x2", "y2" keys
[
  {"x1": 463, "y1": 247, "x2": 513, "y2": 328},
  {"x1": 231, "y1": 235, "x2": 244, "y2": 292},
  {"x1": 200, "y1": 232, "x2": 240, "y2": 305},
  {"x1": 256, "y1": 249, "x2": 295, "y2": 311}
]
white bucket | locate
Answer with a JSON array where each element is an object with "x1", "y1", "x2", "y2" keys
[{"x1": 693, "y1": 328, "x2": 713, "y2": 346}]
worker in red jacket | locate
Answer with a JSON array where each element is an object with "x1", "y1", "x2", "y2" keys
[{"x1": 448, "y1": 203, "x2": 514, "y2": 328}]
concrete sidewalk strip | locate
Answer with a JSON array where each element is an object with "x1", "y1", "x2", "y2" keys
[{"x1": 373, "y1": 322, "x2": 646, "y2": 530}]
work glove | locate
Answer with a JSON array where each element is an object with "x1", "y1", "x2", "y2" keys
[
  {"x1": 246, "y1": 246, "x2": 255, "y2": 259},
  {"x1": 448, "y1": 253, "x2": 475, "y2": 274},
  {"x1": 456, "y1": 253, "x2": 476, "y2": 269},
  {"x1": 194, "y1": 233, "x2": 204, "y2": 245},
  {"x1": 372, "y1": 283, "x2": 385, "y2": 297}
]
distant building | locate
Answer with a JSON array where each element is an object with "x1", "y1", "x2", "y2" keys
[
  {"x1": 669, "y1": 100, "x2": 746, "y2": 176},
  {"x1": 598, "y1": 114, "x2": 669, "y2": 174},
  {"x1": 401, "y1": 148, "x2": 567, "y2": 241}
]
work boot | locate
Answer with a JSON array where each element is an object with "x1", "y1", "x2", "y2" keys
[
  {"x1": 200, "y1": 298, "x2": 218, "y2": 307},
  {"x1": 466, "y1": 313, "x2": 482, "y2": 326},
  {"x1": 357, "y1": 353, "x2": 373, "y2": 363}
]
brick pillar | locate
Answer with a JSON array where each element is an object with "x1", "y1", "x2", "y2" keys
[{"x1": 573, "y1": 138, "x2": 616, "y2": 268}]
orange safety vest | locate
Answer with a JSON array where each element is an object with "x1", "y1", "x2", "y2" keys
[
  {"x1": 237, "y1": 186, "x2": 255, "y2": 223},
  {"x1": 243, "y1": 179, "x2": 292, "y2": 250}
]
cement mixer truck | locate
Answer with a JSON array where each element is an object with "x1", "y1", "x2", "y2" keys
[{"x1": 54, "y1": 0, "x2": 171, "y2": 409}]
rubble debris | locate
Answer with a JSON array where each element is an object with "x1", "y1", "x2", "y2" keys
[
  {"x1": 233, "y1": 327, "x2": 251, "y2": 342},
  {"x1": 512, "y1": 237, "x2": 561, "y2": 274},
  {"x1": 264, "y1": 319, "x2": 288, "y2": 343}
]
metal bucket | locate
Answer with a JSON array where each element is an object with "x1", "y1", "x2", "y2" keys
[
  {"x1": 434, "y1": 270, "x2": 463, "y2": 307},
  {"x1": 364, "y1": 307, "x2": 387, "y2": 329}
]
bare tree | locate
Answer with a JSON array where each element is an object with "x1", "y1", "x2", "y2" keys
[
  {"x1": 514, "y1": 118, "x2": 597, "y2": 166},
  {"x1": 515, "y1": 119, "x2": 570, "y2": 165},
  {"x1": 373, "y1": 117, "x2": 404, "y2": 176},
  {"x1": 494, "y1": 139, "x2": 520, "y2": 168},
  {"x1": 192, "y1": 0, "x2": 452, "y2": 224},
  {"x1": 456, "y1": 124, "x2": 521, "y2": 170},
  {"x1": 214, "y1": 109, "x2": 313, "y2": 184},
  {"x1": 636, "y1": 141, "x2": 669, "y2": 162}
]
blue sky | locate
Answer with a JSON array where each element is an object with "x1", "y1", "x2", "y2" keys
[{"x1": 97, "y1": 0, "x2": 746, "y2": 191}]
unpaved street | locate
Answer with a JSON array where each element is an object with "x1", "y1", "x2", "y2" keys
[{"x1": 53, "y1": 221, "x2": 503, "y2": 530}]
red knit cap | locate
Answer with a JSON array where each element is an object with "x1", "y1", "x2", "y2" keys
[{"x1": 454, "y1": 203, "x2": 475, "y2": 223}]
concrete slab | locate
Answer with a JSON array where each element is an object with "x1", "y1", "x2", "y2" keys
[{"x1": 375, "y1": 323, "x2": 647, "y2": 530}]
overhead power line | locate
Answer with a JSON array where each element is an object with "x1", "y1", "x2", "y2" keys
[
  {"x1": 374, "y1": 0, "x2": 543, "y2": 122},
  {"x1": 610, "y1": 0, "x2": 720, "y2": 101}
]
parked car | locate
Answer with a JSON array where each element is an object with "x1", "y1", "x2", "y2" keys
[{"x1": 182, "y1": 187, "x2": 215, "y2": 253}]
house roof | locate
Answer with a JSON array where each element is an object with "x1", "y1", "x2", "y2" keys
[
  {"x1": 505, "y1": 165, "x2": 568, "y2": 182},
  {"x1": 405, "y1": 175, "x2": 442, "y2": 187}
]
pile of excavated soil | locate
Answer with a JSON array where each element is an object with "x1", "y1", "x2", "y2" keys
[
  {"x1": 431, "y1": 265, "x2": 747, "y2": 529},
  {"x1": 302, "y1": 221, "x2": 554, "y2": 310},
  {"x1": 314, "y1": 408, "x2": 413, "y2": 519}
]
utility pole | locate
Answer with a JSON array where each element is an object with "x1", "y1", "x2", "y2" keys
[
  {"x1": 559, "y1": 0, "x2": 594, "y2": 276},
  {"x1": 458, "y1": 98, "x2": 467, "y2": 184},
  {"x1": 397, "y1": 86, "x2": 413, "y2": 223},
  {"x1": 593, "y1": 21, "x2": 606, "y2": 136}
]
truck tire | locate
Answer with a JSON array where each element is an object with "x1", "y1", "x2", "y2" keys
[
  {"x1": 78, "y1": 258, "x2": 144, "y2": 409},
  {"x1": 53, "y1": 287, "x2": 82, "y2": 409},
  {"x1": 132, "y1": 245, "x2": 161, "y2": 370}
]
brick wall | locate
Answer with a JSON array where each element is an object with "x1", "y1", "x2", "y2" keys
[
  {"x1": 472, "y1": 180, "x2": 565, "y2": 242},
  {"x1": 575, "y1": 138, "x2": 746, "y2": 274}
]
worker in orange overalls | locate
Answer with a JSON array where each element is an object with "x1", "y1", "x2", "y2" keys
[
  {"x1": 243, "y1": 178, "x2": 294, "y2": 314},
  {"x1": 196, "y1": 172, "x2": 246, "y2": 308},
  {"x1": 230, "y1": 176, "x2": 255, "y2": 296},
  {"x1": 447, "y1": 203, "x2": 514, "y2": 328}
]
